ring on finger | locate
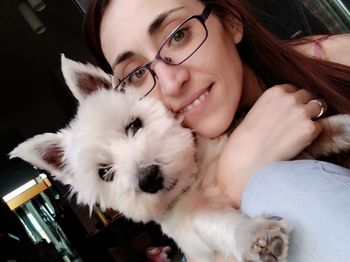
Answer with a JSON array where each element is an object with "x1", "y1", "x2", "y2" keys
[{"x1": 309, "y1": 99, "x2": 327, "y2": 119}]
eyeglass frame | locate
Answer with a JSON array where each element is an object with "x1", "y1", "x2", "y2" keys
[{"x1": 114, "y1": 5, "x2": 213, "y2": 98}]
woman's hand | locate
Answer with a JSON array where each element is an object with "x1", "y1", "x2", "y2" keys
[{"x1": 216, "y1": 84, "x2": 324, "y2": 206}]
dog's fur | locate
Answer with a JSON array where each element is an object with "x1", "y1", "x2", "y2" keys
[{"x1": 10, "y1": 55, "x2": 350, "y2": 261}]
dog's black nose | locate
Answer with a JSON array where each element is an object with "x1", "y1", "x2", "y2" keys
[{"x1": 138, "y1": 165, "x2": 164, "y2": 194}]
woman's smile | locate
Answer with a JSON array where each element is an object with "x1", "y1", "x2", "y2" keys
[{"x1": 177, "y1": 83, "x2": 212, "y2": 116}]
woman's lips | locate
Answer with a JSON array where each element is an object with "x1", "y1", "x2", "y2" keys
[
  {"x1": 181, "y1": 90, "x2": 209, "y2": 113},
  {"x1": 177, "y1": 84, "x2": 213, "y2": 115}
]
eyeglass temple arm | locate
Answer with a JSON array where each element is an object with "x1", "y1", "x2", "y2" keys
[{"x1": 202, "y1": 5, "x2": 213, "y2": 20}]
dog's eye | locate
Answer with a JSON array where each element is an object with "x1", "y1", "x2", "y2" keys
[
  {"x1": 98, "y1": 165, "x2": 114, "y2": 182},
  {"x1": 126, "y1": 117, "x2": 143, "y2": 136}
]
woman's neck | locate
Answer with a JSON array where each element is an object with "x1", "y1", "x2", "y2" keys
[
  {"x1": 224, "y1": 64, "x2": 265, "y2": 135},
  {"x1": 238, "y1": 63, "x2": 264, "y2": 111}
]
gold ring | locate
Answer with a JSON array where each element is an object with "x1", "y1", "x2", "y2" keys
[{"x1": 310, "y1": 99, "x2": 327, "y2": 119}]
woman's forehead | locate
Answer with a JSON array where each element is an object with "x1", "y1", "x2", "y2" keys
[{"x1": 100, "y1": 0, "x2": 204, "y2": 66}]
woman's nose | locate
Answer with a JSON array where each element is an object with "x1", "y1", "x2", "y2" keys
[{"x1": 153, "y1": 61, "x2": 189, "y2": 96}]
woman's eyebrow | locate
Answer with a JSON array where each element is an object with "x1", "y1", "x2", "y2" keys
[
  {"x1": 112, "y1": 51, "x2": 134, "y2": 69},
  {"x1": 112, "y1": 7, "x2": 184, "y2": 70},
  {"x1": 148, "y1": 6, "x2": 185, "y2": 36}
]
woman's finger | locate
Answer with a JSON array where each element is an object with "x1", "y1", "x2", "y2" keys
[
  {"x1": 305, "y1": 99, "x2": 328, "y2": 119},
  {"x1": 294, "y1": 88, "x2": 315, "y2": 104},
  {"x1": 277, "y1": 83, "x2": 299, "y2": 93}
]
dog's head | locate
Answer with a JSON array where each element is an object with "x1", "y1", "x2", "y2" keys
[{"x1": 10, "y1": 55, "x2": 196, "y2": 222}]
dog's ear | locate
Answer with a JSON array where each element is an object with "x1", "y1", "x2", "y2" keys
[
  {"x1": 9, "y1": 133, "x2": 73, "y2": 185},
  {"x1": 61, "y1": 54, "x2": 114, "y2": 102}
]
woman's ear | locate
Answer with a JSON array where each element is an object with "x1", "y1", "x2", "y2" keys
[
  {"x1": 221, "y1": 8, "x2": 243, "y2": 45},
  {"x1": 232, "y1": 21, "x2": 243, "y2": 44},
  {"x1": 230, "y1": 14, "x2": 243, "y2": 44}
]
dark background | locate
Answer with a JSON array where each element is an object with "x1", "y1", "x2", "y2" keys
[{"x1": 0, "y1": 0, "x2": 90, "y2": 196}]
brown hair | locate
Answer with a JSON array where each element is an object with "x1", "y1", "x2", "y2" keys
[{"x1": 84, "y1": 0, "x2": 350, "y2": 114}]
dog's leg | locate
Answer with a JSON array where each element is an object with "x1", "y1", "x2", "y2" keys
[
  {"x1": 192, "y1": 207, "x2": 290, "y2": 262},
  {"x1": 304, "y1": 114, "x2": 350, "y2": 157}
]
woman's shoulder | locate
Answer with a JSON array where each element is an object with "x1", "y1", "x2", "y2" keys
[{"x1": 290, "y1": 33, "x2": 350, "y2": 66}]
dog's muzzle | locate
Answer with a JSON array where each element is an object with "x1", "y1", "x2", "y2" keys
[{"x1": 138, "y1": 165, "x2": 164, "y2": 194}]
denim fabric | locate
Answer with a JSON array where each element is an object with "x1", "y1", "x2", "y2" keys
[{"x1": 241, "y1": 160, "x2": 350, "y2": 262}]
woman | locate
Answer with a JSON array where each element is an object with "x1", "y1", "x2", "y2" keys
[{"x1": 84, "y1": 0, "x2": 350, "y2": 260}]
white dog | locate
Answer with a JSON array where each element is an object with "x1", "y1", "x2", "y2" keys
[{"x1": 11, "y1": 55, "x2": 350, "y2": 261}]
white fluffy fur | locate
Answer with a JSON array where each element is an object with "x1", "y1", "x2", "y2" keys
[
  {"x1": 11, "y1": 55, "x2": 350, "y2": 261},
  {"x1": 12, "y1": 87, "x2": 196, "y2": 221}
]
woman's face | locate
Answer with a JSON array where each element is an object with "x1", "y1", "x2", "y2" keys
[{"x1": 100, "y1": 0, "x2": 244, "y2": 138}]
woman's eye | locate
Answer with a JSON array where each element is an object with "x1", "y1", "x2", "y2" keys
[
  {"x1": 128, "y1": 68, "x2": 147, "y2": 86},
  {"x1": 98, "y1": 165, "x2": 114, "y2": 182},
  {"x1": 172, "y1": 29, "x2": 185, "y2": 42},
  {"x1": 169, "y1": 28, "x2": 187, "y2": 45},
  {"x1": 126, "y1": 117, "x2": 143, "y2": 136},
  {"x1": 130, "y1": 68, "x2": 146, "y2": 81}
]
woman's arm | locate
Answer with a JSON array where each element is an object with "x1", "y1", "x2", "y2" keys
[
  {"x1": 292, "y1": 33, "x2": 350, "y2": 65},
  {"x1": 216, "y1": 84, "x2": 323, "y2": 206},
  {"x1": 217, "y1": 33, "x2": 350, "y2": 207}
]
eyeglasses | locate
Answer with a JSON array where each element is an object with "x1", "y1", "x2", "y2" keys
[{"x1": 114, "y1": 5, "x2": 212, "y2": 98}]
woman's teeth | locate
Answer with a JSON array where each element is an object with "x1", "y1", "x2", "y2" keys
[{"x1": 183, "y1": 91, "x2": 209, "y2": 112}]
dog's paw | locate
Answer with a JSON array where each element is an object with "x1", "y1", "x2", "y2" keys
[
  {"x1": 327, "y1": 114, "x2": 350, "y2": 152},
  {"x1": 240, "y1": 216, "x2": 291, "y2": 262},
  {"x1": 306, "y1": 114, "x2": 350, "y2": 157}
]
